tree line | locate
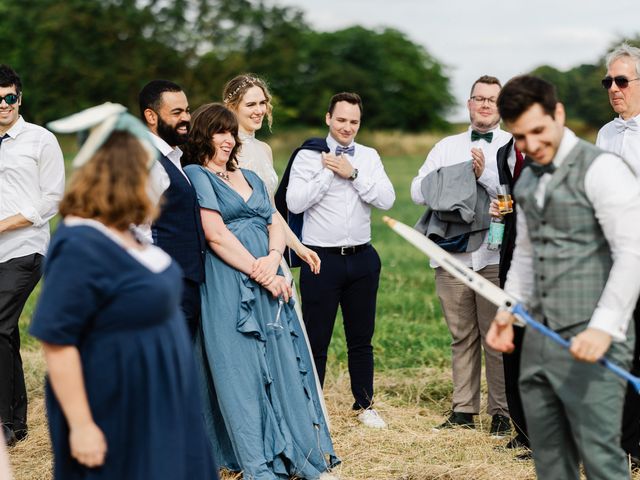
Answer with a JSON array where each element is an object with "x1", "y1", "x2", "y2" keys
[
  {"x1": 0, "y1": 0, "x2": 454, "y2": 131},
  {"x1": 532, "y1": 36, "x2": 640, "y2": 129}
]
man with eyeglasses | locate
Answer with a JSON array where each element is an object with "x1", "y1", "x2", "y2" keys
[
  {"x1": 488, "y1": 74, "x2": 640, "y2": 480},
  {"x1": 0, "y1": 64, "x2": 65, "y2": 446},
  {"x1": 596, "y1": 42, "x2": 640, "y2": 467},
  {"x1": 411, "y1": 75, "x2": 512, "y2": 436}
]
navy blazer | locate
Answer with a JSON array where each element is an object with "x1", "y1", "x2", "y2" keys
[{"x1": 152, "y1": 154, "x2": 206, "y2": 283}]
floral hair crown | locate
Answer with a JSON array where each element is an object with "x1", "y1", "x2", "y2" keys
[{"x1": 225, "y1": 76, "x2": 259, "y2": 102}]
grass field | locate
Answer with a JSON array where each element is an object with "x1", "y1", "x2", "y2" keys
[{"x1": 8, "y1": 130, "x2": 638, "y2": 479}]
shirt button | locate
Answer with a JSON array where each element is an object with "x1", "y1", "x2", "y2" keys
[
  {"x1": 541, "y1": 292, "x2": 547, "y2": 298},
  {"x1": 539, "y1": 257, "x2": 544, "y2": 262}
]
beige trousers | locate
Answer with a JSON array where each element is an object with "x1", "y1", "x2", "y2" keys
[{"x1": 435, "y1": 264, "x2": 508, "y2": 416}]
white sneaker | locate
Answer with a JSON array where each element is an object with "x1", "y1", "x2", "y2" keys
[
  {"x1": 357, "y1": 408, "x2": 387, "y2": 429},
  {"x1": 319, "y1": 473, "x2": 340, "y2": 480}
]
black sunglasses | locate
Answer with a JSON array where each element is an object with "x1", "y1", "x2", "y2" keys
[
  {"x1": 601, "y1": 76, "x2": 640, "y2": 89},
  {"x1": 0, "y1": 93, "x2": 19, "y2": 105}
]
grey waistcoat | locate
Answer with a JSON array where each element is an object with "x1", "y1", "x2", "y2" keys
[{"x1": 514, "y1": 140, "x2": 611, "y2": 331}]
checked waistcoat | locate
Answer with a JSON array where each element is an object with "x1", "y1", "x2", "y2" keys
[{"x1": 514, "y1": 140, "x2": 613, "y2": 331}]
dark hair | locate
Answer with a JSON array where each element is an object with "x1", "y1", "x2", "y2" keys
[
  {"x1": 469, "y1": 75, "x2": 501, "y2": 98},
  {"x1": 328, "y1": 92, "x2": 363, "y2": 116},
  {"x1": 138, "y1": 80, "x2": 183, "y2": 123},
  {"x1": 60, "y1": 131, "x2": 157, "y2": 229},
  {"x1": 182, "y1": 103, "x2": 241, "y2": 170},
  {"x1": 0, "y1": 64, "x2": 22, "y2": 95},
  {"x1": 497, "y1": 75, "x2": 558, "y2": 123}
]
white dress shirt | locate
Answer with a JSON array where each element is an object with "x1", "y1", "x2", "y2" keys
[
  {"x1": 149, "y1": 133, "x2": 188, "y2": 181},
  {"x1": 410, "y1": 125, "x2": 512, "y2": 271},
  {"x1": 286, "y1": 135, "x2": 395, "y2": 246},
  {"x1": 506, "y1": 129, "x2": 640, "y2": 341},
  {"x1": 0, "y1": 116, "x2": 65, "y2": 262},
  {"x1": 136, "y1": 133, "x2": 180, "y2": 243},
  {"x1": 596, "y1": 113, "x2": 640, "y2": 176}
]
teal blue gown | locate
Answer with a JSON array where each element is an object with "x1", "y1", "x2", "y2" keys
[{"x1": 184, "y1": 166, "x2": 339, "y2": 480}]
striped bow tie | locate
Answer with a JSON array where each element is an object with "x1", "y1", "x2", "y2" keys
[{"x1": 335, "y1": 145, "x2": 355, "y2": 156}]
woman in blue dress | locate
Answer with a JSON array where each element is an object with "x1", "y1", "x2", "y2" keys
[
  {"x1": 182, "y1": 103, "x2": 339, "y2": 480},
  {"x1": 30, "y1": 124, "x2": 217, "y2": 479}
]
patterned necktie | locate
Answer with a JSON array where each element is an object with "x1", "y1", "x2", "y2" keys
[
  {"x1": 529, "y1": 161, "x2": 556, "y2": 177},
  {"x1": 613, "y1": 117, "x2": 639, "y2": 133},
  {"x1": 335, "y1": 145, "x2": 355, "y2": 156},
  {"x1": 471, "y1": 130, "x2": 493, "y2": 143}
]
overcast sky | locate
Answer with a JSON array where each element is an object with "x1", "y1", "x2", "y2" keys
[{"x1": 272, "y1": 0, "x2": 639, "y2": 120}]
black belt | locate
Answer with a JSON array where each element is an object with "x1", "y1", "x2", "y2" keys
[{"x1": 307, "y1": 243, "x2": 371, "y2": 256}]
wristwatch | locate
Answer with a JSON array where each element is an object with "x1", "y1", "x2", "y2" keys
[{"x1": 348, "y1": 168, "x2": 359, "y2": 181}]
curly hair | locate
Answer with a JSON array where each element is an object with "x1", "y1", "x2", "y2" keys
[
  {"x1": 222, "y1": 74, "x2": 273, "y2": 130},
  {"x1": 60, "y1": 131, "x2": 157, "y2": 229},
  {"x1": 182, "y1": 103, "x2": 241, "y2": 170}
]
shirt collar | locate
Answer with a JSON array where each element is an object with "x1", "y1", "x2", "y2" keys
[
  {"x1": 326, "y1": 134, "x2": 355, "y2": 152},
  {"x1": 149, "y1": 132, "x2": 182, "y2": 159},
  {"x1": 551, "y1": 128, "x2": 578, "y2": 168},
  {"x1": 4, "y1": 116, "x2": 26, "y2": 139}
]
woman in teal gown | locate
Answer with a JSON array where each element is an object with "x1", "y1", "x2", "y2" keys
[{"x1": 183, "y1": 103, "x2": 339, "y2": 480}]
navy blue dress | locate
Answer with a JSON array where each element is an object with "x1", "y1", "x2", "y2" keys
[
  {"x1": 30, "y1": 223, "x2": 217, "y2": 479},
  {"x1": 185, "y1": 166, "x2": 339, "y2": 479}
]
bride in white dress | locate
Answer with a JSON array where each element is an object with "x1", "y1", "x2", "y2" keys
[{"x1": 222, "y1": 74, "x2": 330, "y2": 421}]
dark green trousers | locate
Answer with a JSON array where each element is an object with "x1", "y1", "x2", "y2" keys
[{"x1": 520, "y1": 321, "x2": 634, "y2": 480}]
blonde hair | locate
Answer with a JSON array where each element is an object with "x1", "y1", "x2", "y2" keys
[
  {"x1": 222, "y1": 74, "x2": 273, "y2": 130},
  {"x1": 60, "y1": 131, "x2": 157, "y2": 230}
]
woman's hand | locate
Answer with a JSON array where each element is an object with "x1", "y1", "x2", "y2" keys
[
  {"x1": 251, "y1": 251, "x2": 281, "y2": 285},
  {"x1": 295, "y1": 245, "x2": 321, "y2": 274},
  {"x1": 264, "y1": 275, "x2": 292, "y2": 302},
  {"x1": 69, "y1": 422, "x2": 107, "y2": 468}
]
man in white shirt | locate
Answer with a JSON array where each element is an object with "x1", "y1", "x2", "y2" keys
[
  {"x1": 595, "y1": 42, "x2": 640, "y2": 466},
  {"x1": 411, "y1": 76, "x2": 511, "y2": 436},
  {"x1": 0, "y1": 65, "x2": 65, "y2": 446},
  {"x1": 139, "y1": 81, "x2": 206, "y2": 337},
  {"x1": 488, "y1": 75, "x2": 640, "y2": 479},
  {"x1": 286, "y1": 92, "x2": 395, "y2": 428}
]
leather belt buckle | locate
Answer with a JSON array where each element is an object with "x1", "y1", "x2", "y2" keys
[{"x1": 340, "y1": 246, "x2": 355, "y2": 256}]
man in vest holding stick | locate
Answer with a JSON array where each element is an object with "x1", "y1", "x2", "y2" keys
[{"x1": 487, "y1": 75, "x2": 640, "y2": 479}]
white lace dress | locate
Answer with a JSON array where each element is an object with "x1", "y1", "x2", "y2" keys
[{"x1": 237, "y1": 131, "x2": 330, "y2": 423}]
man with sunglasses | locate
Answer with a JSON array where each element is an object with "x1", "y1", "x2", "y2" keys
[
  {"x1": 596, "y1": 42, "x2": 640, "y2": 468},
  {"x1": 0, "y1": 64, "x2": 65, "y2": 446},
  {"x1": 411, "y1": 75, "x2": 512, "y2": 436}
]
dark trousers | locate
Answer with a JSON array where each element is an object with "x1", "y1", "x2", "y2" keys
[
  {"x1": 0, "y1": 253, "x2": 43, "y2": 436},
  {"x1": 300, "y1": 244, "x2": 381, "y2": 410},
  {"x1": 503, "y1": 325, "x2": 529, "y2": 445},
  {"x1": 622, "y1": 302, "x2": 640, "y2": 458},
  {"x1": 181, "y1": 278, "x2": 201, "y2": 338}
]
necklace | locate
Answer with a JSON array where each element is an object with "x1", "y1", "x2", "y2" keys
[{"x1": 207, "y1": 164, "x2": 230, "y2": 181}]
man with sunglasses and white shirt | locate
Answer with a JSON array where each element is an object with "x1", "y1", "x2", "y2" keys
[
  {"x1": 0, "y1": 64, "x2": 65, "y2": 446},
  {"x1": 596, "y1": 42, "x2": 640, "y2": 467}
]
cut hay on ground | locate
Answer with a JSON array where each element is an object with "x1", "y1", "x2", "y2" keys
[{"x1": 9, "y1": 352, "x2": 640, "y2": 480}]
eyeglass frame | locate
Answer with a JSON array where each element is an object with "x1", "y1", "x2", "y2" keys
[
  {"x1": 601, "y1": 76, "x2": 640, "y2": 90},
  {"x1": 469, "y1": 95, "x2": 497, "y2": 106},
  {"x1": 0, "y1": 93, "x2": 20, "y2": 105}
]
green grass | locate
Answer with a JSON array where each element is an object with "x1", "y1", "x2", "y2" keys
[
  {"x1": 271, "y1": 150, "x2": 452, "y2": 373},
  {"x1": 19, "y1": 142, "x2": 452, "y2": 375}
]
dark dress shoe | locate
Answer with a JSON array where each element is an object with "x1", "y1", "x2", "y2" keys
[
  {"x1": 506, "y1": 435, "x2": 530, "y2": 449},
  {"x1": 432, "y1": 411, "x2": 475, "y2": 431},
  {"x1": 2, "y1": 424, "x2": 16, "y2": 447},
  {"x1": 515, "y1": 449, "x2": 533, "y2": 461}
]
